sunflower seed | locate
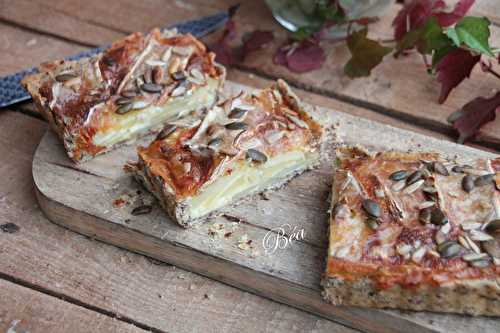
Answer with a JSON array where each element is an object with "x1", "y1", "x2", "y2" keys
[
  {"x1": 55, "y1": 72, "x2": 77, "y2": 82},
  {"x1": 485, "y1": 219, "x2": 500, "y2": 234},
  {"x1": 464, "y1": 168, "x2": 492, "y2": 176},
  {"x1": 428, "y1": 250, "x2": 440, "y2": 258},
  {"x1": 389, "y1": 170, "x2": 409, "y2": 181},
  {"x1": 156, "y1": 125, "x2": 177, "y2": 140},
  {"x1": 121, "y1": 89, "x2": 139, "y2": 98},
  {"x1": 431, "y1": 208, "x2": 448, "y2": 225},
  {"x1": 286, "y1": 115, "x2": 309, "y2": 129},
  {"x1": 207, "y1": 137, "x2": 222, "y2": 149},
  {"x1": 419, "y1": 208, "x2": 432, "y2": 224},
  {"x1": 146, "y1": 59, "x2": 167, "y2": 67},
  {"x1": 440, "y1": 222, "x2": 451, "y2": 234},
  {"x1": 374, "y1": 188, "x2": 385, "y2": 198},
  {"x1": 365, "y1": 218, "x2": 379, "y2": 230},
  {"x1": 396, "y1": 244, "x2": 412, "y2": 256},
  {"x1": 462, "y1": 253, "x2": 489, "y2": 262},
  {"x1": 140, "y1": 83, "x2": 163, "y2": 93},
  {"x1": 172, "y1": 70, "x2": 186, "y2": 81},
  {"x1": 452, "y1": 165, "x2": 467, "y2": 173},
  {"x1": 461, "y1": 222, "x2": 482, "y2": 231},
  {"x1": 116, "y1": 97, "x2": 133, "y2": 105},
  {"x1": 465, "y1": 235, "x2": 481, "y2": 254},
  {"x1": 228, "y1": 108, "x2": 248, "y2": 119},
  {"x1": 470, "y1": 259, "x2": 491, "y2": 268},
  {"x1": 246, "y1": 149, "x2": 267, "y2": 163},
  {"x1": 433, "y1": 162, "x2": 449, "y2": 176},
  {"x1": 190, "y1": 67, "x2": 205, "y2": 81},
  {"x1": 474, "y1": 174, "x2": 495, "y2": 187},
  {"x1": 116, "y1": 103, "x2": 133, "y2": 115},
  {"x1": 458, "y1": 236, "x2": 470, "y2": 249},
  {"x1": 171, "y1": 83, "x2": 188, "y2": 97},
  {"x1": 362, "y1": 199, "x2": 381, "y2": 218},
  {"x1": 462, "y1": 175, "x2": 475, "y2": 192},
  {"x1": 435, "y1": 230, "x2": 447, "y2": 244},
  {"x1": 469, "y1": 229, "x2": 494, "y2": 242},
  {"x1": 483, "y1": 238, "x2": 500, "y2": 258},
  {"x1": 161, "y1": 47, "x2": 172, "y2": 62},
  {"x1": 172, "y1": 46, "x2": 193, "y2": 57},
  {"x1": 391, "y1": 179, "x2": 406, "y2": 192},
  {"x1": 144, "y1": 67, "x2": 153, "y2": 84},
  {"x1": 332, "y1": 202, "x2": 344, "y2": 217},
  {"x1": 265, "y1": 131, "x2": 285, "y2": 144},
  {"x1": 422, "y1": 186, "x2": 438, "y2": 194},
  {"x1": 403, "y1": 179, "x2": 424, "y2": 194},
  {"x1": 131, "y1": 100, "x2": 151, "y2": 110},
  {"x1": 437, "y1": 241, "x2": 461, "y2": 258},
  {"x1": 225, "y1": 122, "x2": 248, "y2": 131},
  {"x1": 406, "y1": 170, "x2": 423, "y2": 185},
  {"x1": 418, "y1": 201, "x2": 435, "y2": 210},
  {"x1": 412, "y1": 247, "x2": 426, "y2": 263},
  {"x1": 131, "y1": 204, "x2": 152, "y2": 216}
]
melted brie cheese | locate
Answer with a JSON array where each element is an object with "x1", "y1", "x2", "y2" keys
[
  {"x1": 92, "y1": 78, "x2": 219, "y2": 147},
  {"x1": 185, "y1": 149, "x2": 318, "y2": 219}
]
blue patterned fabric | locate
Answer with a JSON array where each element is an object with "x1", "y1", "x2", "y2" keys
[{"x1": 0, "y1": 11, "x2": 228, "y2": 108}]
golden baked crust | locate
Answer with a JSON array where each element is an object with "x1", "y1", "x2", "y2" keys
[
  {"x1": 22, "y1": 28, "x2": 225, "y2": 162},
  {"x1": 134, "y1": 80, "x2": 327, "y2": 227},
  {"x1": 323, "y1": 147, "x2": 500, "y2": 316}
]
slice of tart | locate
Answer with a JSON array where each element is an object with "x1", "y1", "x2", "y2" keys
[
  {"x1": 22, "y1": 28, "x2": 225, "y2": 162},
  {"x1": 133, "y1": 79, "x2": 327, "y2": 227},
  {"x1": 322, "y1": 147, "x2": 500, "y2": 316}
]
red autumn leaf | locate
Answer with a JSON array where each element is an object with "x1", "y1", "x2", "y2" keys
[
  {"x1": 434, "y1": 0, "x2": 475, "y2": 27},
  {"x1": 436, "y1": 48, "x2": 480, "y2": 103},
  {"x1": 450, "y1": 92, "x2": 500, "y2": 143},
  {"x1": 393, "y1": 0, "x2": 445, "y2": 40},
  {"x1": 242, "y1": 30, "x2": 274, "y2": 54},
  {"x1": 274, "y1": 40, "x2": 326, "y2": 73}
]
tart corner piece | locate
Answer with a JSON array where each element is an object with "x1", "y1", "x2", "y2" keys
[
  {"x1": 322, "y1": 147, "x2": 500, "y2": 316},
  {"x1": 133, "y1": 79, "x2": 328, "y2": 227},
  {"x1": 22, "y1": 28, "x2": 225, "y2": 163}
]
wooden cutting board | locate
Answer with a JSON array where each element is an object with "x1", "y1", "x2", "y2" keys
[{"x1": 32, "y1": 81, "x2": 499, "y2": 333}]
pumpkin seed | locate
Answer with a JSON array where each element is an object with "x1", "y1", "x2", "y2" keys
[
  {"x1": 433, "y1": 162, "x2": 449, "y2": 176},
  {"x1": 362, "y1": 199, "x2": 381, "y2": 218},
  {"x1": 406, "y1": 170, "x2": 423, "y2": 185},
  {"x1": 389, "y1": 170, "x2": 409, "y2": 181},
  {"x1": 465, "y1": 235, "x2": 481, "y2": 254},
  {"x1": 440, "y1": 222, "x2": 451, "y2": 234},
  {"x1": 474, "y1": 173, "x2": 495, "y2": 187},
  {"x1": 55, "y1": 72, "x2": 77, "y2": 82},
  {"x1": 437, "y1": 241, "x2": 461, "y2": 258},
  {"x1": 412, "y1": 247, "x2": 426, "y2": 263},
  {"x1": 225, "y1": 122, "x2": 248, "y2": 131},
  {"x1": 462, "y1": 175, "x2": 475, "y2": 192},
  {"x1": 228, "y1": 108, "x2": 248, "y2": 119},
  {"x1": 140, "y1": 83, "x2": 163, "y2": 93},
  {"x1": 419, "y1": 208, "x2": 432, "y2": 224},
  {"x1": 431, "y1": 208, "x2": 448, "y2": 225},
  {"x1": 435, "y1": 230, "x2": 447, "y2": 244},
  {"x1": 374, "y1": 188, "x2": 385, "y2": 198},
  {"x1": 246, "y1": 149, "x2": 267, "y2": 163},
  {"x1": 403, "y1": 179, "x2": 424, "y2": 194},
  {"x1": 485, "y1": 219, "x2": 500, "y2": 234},
  {"x1": 156, "y1": 125, "x2": 177, "y2": 140},
  {"x1": 458, "y1": 236, "x2": 470, "y2": 250},
  {"x1": 131, "y1": 204, "x2": 152, "y2": 216},
  {"x1": 365, "y1": 217, "x2": 379, "y2": 230},
  {"x1": 396, "y1": 244, "x2": 412, "y2": 256},
  {"x1": 207, "y1": 137, "x2": 222, "y2": 149},
  {"x1": 116, "y1": 103, "x2": 133, "y2": 115},
  {"x1": 391, "y1": 179, "x2": 406, "y2": 192},
  {"x1": 452, "y1": 165, "x2": 467, "y2": 173}
]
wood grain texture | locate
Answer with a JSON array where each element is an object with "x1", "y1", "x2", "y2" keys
[
  {"x1": 0, "y1": 279, "x2": 146, "y2": 333},
  {"x1": 32, "y1": 82, "x2": 500, "y2": 333},
  {"x1": 0, "y1": 111, "x2": 357, "y2": 333}
]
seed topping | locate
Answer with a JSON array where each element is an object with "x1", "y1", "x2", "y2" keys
[{"x1": 362, "y1": 199, "x2": 381, "y2": 218}]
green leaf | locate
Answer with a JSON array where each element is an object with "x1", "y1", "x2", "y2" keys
[
  {"x1": 396, "y1": 17, "x2": 452, "y2": 56},
  {"x1": 445, "y1": 16, "x2": 494, "y2": 57},
  {"x1": 291, "y1": 26, "x2": 317, "y2": 41},
  {"x1": 344, "y1": 29, "x2": 392, "y2": 78}
]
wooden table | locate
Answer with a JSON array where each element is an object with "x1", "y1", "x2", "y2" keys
[{"x1": 0, "y1": 1, "x2": 498, "y2": 332}]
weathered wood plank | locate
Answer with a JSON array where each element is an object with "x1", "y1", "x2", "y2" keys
[
  {"x1": 32, "y1": 82, "x2": 500, "y2": 333},
  {"x1": 0, "y1": 111, "x2": 358, "y2": 333},
  {"x1": 0, "y1": 279, "x2": 146, "y2": 333}
]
